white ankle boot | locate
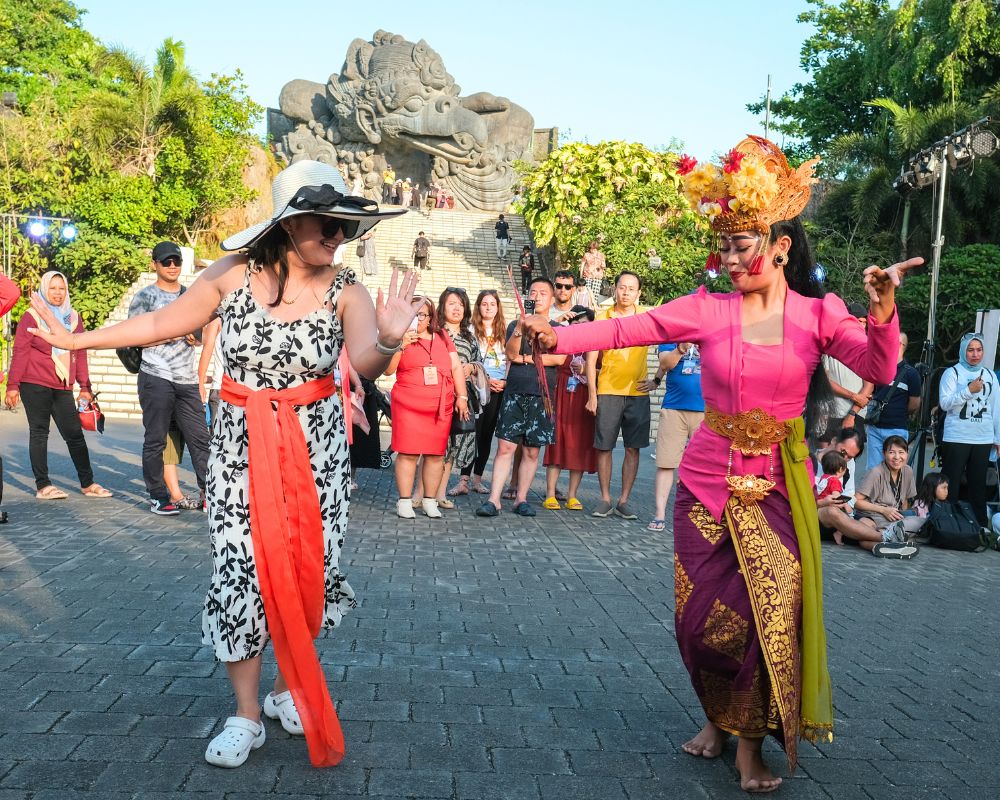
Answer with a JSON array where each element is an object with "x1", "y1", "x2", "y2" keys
[
  {"x1": 397, "y1": 498, "x2": 415, "y2": 518},
  {"x1": 421, "y1": 498, "x2": 442, "y2": 518}
]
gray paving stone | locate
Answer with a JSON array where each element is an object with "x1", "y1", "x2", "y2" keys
[{"x1": 4, "y1": 417, "x2": 1000, "y2": 797}]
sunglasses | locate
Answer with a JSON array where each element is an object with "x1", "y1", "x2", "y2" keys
[
  {"x1": 554, "y1": 282, "x2": 574, "y2": 290},
  {"x1": 319, "y1": 217, "x2": 360, "y2": 240},
  {"x1": 445, "y1": 286, "x2": 467, "y2": 296},
  {"x1": 415, "y1": 312, "x2": 430, "y2": 319},
  {"x1": 158, "y1": 257, "x2": 182, "y2": 267}
]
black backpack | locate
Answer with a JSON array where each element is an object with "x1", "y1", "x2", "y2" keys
[{"x1": 927, "y1": 501, "x2": 990, "y2": 551}]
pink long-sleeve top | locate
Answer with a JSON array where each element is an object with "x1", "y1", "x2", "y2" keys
[
  {"x1": 554, "y1": 287, "x2": 900, "y2": 521},
  {"x1": 7, "y1": 311, "x2": 92, "y2": 393}
]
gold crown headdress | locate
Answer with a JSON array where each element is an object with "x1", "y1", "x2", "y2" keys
[{"x1": 677, "y1": 135, "x2": 819, "y2": 271}]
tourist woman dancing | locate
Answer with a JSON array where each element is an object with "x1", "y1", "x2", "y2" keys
[
  {"x1": 28, "y1": 160, "x2": 414, "y2": 770},
  {"x1": 523, "y1": 137, "x2": 920, "y2": 792}
]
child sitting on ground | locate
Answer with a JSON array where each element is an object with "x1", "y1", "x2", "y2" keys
[
  {"x1": 816, "y1": 450, "x2": 848, "y2": 502},
  {"x1": 910, "y1": 471, "x2": 949, "y2": 518}
]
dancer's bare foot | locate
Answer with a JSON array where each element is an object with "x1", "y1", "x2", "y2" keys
[
  {"x1": 735, "y1": 738, "x2": 782, "y2": 793},
  {"x1": 833, "y1": 530, "x2": 844, "y2": 545},
  {"x1": 681, "y1": 721, "x2": 727, "y2": 758}
]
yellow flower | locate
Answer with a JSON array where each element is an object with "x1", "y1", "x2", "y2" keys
[
  {"x1": 728, "y1": 161, "x2": 779, "y2": 211},
  {"x1": 683, "y1": 163, "x2": 724, "y2": 203}
]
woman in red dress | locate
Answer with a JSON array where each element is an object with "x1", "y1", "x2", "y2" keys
[
  {"x1": 543, "y1": 308, "x2": 597, "y2": 510},
  {"x1": 387, "y1": 297, "x2": 469, "y2": 519}
]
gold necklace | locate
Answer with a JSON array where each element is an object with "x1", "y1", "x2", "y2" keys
[{"x1": 281, "y1": 277, "x2": 319, "y2": 305}]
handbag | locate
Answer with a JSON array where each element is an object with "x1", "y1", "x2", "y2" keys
[
  {"x1": 865, "y1": 368, "x2": 904, "y2": 426},
  {"x1": 356, "y1": 241, "x2": 366, "y2": 257},
  {"x1": 450, "y1": 379, "x2": 480, "y2": 434},
  {"x1": 116, "y1": 346, "x2": 143, "y2": 374},
  {"x1": 927, "y1": 501, "x2": 989, "y2": 551},
  {"x1": 78, "y1": 394, "x2": 106, "y2": 434}
]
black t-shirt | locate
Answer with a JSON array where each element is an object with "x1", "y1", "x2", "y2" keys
[
  {"x1": 495, "y1": 220, "x2": 510, "y2": 240},
  {"x1": 503, "y1": 321, "x2": 556, "y2": 396},
  {"x1": 872, "y1": 361, "x2": 921, "y2": 429}
]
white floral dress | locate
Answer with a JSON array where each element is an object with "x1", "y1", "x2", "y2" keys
[{"x1": 201, "y1": 267, "x2": 357, "y2": 662}]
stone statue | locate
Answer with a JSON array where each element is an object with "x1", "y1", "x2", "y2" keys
[{"x1": 268, "y1": 30, "x2": 534, "y2": 211}]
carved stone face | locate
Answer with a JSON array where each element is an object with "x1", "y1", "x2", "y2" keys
[{"x1": 272, "y1": 30, "x2": 535, "y2": 211}]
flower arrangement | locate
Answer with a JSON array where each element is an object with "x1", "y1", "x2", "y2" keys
[{"x1": 678, "y1": 150, "x2": 780, "y2": 228}]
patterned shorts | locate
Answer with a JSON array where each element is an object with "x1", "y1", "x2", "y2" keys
[{"x1": 494, "y1": 393, "x2": 555, "y2": 448}]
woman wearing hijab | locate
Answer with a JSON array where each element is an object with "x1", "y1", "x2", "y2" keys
[
  {"x1": 27, "y1": 160, "x2": 415, "y2": 769},
  {"x1": 938, "y1": 332, "x2": 1000, "y2": 526},
  {"x1": 4, "y1": 271, "x2": 111, "y2": 499}
]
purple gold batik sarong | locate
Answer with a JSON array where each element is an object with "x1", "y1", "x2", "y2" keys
[{"x1": 673, "y1": 481, "x2": 803, "y2": 772}]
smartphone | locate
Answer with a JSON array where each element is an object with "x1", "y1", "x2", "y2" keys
[
  {"x1": 408, "y1": 316, "x2": 419, "y2": 331},
  {"x1": 523, "y1": 298, "x2": 536, "y2": 315},
  {"x1": 832, "y1": 495, "x2": 850, "y2": 503}
]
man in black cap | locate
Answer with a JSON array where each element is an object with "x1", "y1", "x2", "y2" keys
[{"x1": 128, "y1": 242, "x2": 210, "y2": 515}]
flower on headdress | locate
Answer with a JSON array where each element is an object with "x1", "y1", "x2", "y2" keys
[
  {"x1": 682, "y1": 162, "x2": 725, "y2": 209},
  {"x1": 697, "y1": 200, "x2": 724, "y2": 221},
  {"x1": 722, "y1": 148, "x2": 745, "y2": 174},
  {"x1": 727, "y1": 156, "x2": 779, "y2": 210},
  {"x1": 676, "y1": 155, "x2": 698, "y2": 176}
]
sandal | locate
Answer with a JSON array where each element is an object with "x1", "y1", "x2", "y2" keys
[
  {"x1": 36, "y1": 486, "x2": 68, "y2": 500},
  {"x1": 437, "y1": 498, "x2": 455, "y2": 510},
  {"x1": 448, "y1": 477, "x2": 470, "y2": 496},
  {"x1": 646, "y1": 518, "x2": 666, "y2": 532},
  {"x1": 502, "y1": 486, "x2": 517, "y2": 501},
  {"x1": 542, "y1": 497, "x2": 561, "y2": 510},
  {"x1": 472, "y1": 482, "x2": 490, "y2": 494},
  {"x1": 565, "y1": 497, "x2": 583, "y2": 511},
  {"x1": 81, "y1": 484, "x2": 113, "y2": 498},
  {"x1": 263, "y1": 690, "x2": 304, "y2": 735},
  {"x1": 205, "y1": 716, "x2": 266, "y2": 767}
]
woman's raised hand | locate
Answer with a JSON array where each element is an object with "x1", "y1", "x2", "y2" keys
[
  {"x1": 27, "y1": 292, "x2": 75, "y2": 350},
  {"x1": 375, "y1": 267, "x2": 422, "y2": 346},
  {"x1": 520, "y1": 314, "x2": 558, "y2": 351},
  {"x1": 863, "y1": 257, "x2": 924, "y2": 322}
]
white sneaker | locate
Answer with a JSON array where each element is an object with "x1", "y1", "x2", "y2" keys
[
  {"x1": 421, "y1": 498, "x2": 442, "y2": 518},
  {"x1": 205, "y1": 716, "x2": 265, "y2": 768},
  {"x1": 397, "y1": 498, "x2": 415, "y2": 518}
]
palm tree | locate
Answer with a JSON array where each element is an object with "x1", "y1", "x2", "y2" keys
[{"x1": 76, "y1": 38, "x2": 203, "y2": 177}]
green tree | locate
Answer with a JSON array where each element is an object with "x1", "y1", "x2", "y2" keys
[
  {"x1": 896, "y1": 243, "x2": 1000, "y2": 361},
  {"x1": 518, "y1": 141, "x2": 709, "y2": 304}
]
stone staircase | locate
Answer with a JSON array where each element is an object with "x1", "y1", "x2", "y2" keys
[
  {"x1": 89, "y1": 209, "x2": 540, "y2": 419},
  {"x1": 340, "y1": 206, "x2": 537, "y2": 317}
]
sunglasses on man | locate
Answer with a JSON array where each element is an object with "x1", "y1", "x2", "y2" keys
[
  {"x1": 554, "y1": 282, "x2": 574, "y2": 290},
  {"x1": 158, "y1": 256, "x2": 182, "y2": 267}
]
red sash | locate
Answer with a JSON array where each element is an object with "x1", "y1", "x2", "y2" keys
[{"x1": 220, "y1": 373, "x2": 344, "y2": 767}]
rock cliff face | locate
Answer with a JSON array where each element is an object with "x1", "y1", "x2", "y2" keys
[
  {"x1": 267, "y1": 30, "x2": 534, "y2": 212},
  {"x1": 210, "y1": 146, "x2": 276, "y2": 251}
]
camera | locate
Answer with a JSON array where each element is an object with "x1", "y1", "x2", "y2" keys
[{"x1": 523, "y1": 299, "x2": 536, "y2": 314}]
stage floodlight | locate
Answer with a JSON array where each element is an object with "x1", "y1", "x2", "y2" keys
[
  {"x1": 61, "y1": 224, "x2": 77, "y2": 240},
  {"x1": 28, "y1": 220, "x2": 46, "y2": 238},
  {"x1": 971, "y1": 129, "x2": 999, "y2": 158},
  {"x1": 893, "y1": 170, "x2": 917, "y2": 195}
]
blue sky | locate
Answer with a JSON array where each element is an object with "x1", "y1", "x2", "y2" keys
[{"x1": 79, "y1": 0, "x2": 815, "y2": 160}]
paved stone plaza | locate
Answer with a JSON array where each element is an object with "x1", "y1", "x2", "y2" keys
[{"x1": 1, "y1": 412, "x2": 998, "y2": 799}]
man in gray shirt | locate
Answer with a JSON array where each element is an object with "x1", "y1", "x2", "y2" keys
[{"x1": 128, "y1": 241, "x2": 210, "y2": 515}]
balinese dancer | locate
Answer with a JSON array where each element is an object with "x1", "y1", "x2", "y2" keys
[{"x1": 522, "y1": 136, "x2": 921, "y2": 792}]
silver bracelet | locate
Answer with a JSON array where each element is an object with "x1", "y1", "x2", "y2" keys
[{"x1": 374, "y1": 338, "x2": 402, "y2": 356}]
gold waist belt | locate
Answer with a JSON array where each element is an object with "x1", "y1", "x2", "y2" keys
[{"x1": 704, "y1": 407, "x2": 792, "y2": 502}]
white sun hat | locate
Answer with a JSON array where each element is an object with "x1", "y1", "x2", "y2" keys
[{"x1": 221, "y1": 159, "x2": 406, "y2": 252}]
